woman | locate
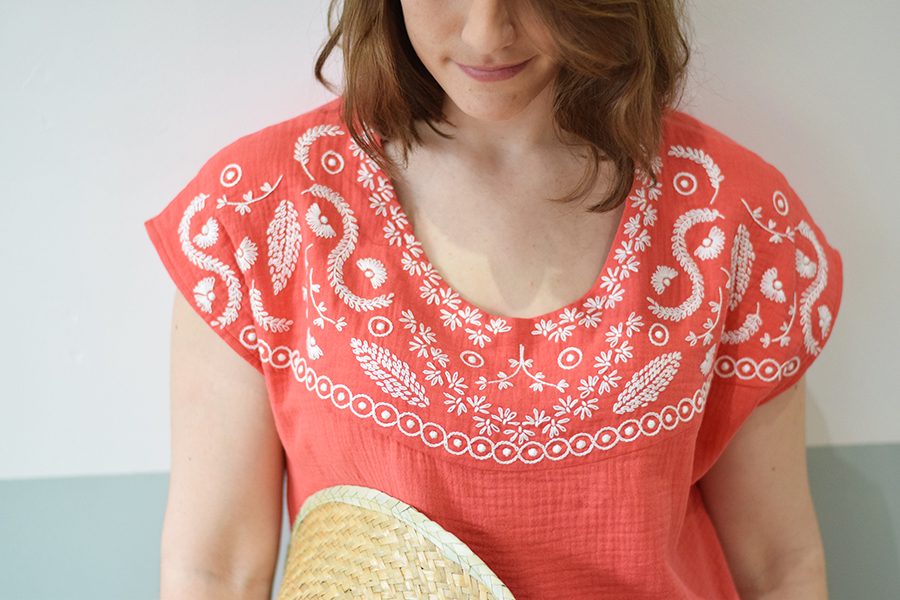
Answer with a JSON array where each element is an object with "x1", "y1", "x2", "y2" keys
[{"x1": 147, "y1": 0, "x2": 841, "y2": 598}]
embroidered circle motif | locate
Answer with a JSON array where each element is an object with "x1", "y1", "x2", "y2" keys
[
  {"x1": 557, "y1": 347, "x2": 583, "y2": 370},
  {"x1": 332, "y1": 385, "x2": 353, "y2": 409},
  {"x1": 673, "y1": 172, "x2": 698, "y2": 195},
  {"x1": 649, "y1": 323, "x2": 670, "y2": 346},
  {"x1": 781, "y1": 357, "x2": 801, "y2": 378},
  {"x1": 773, "y1": 191, "x2": 789, "y2": 216},
  {"x1": 271, "y1": 346, "x2": 292, "y2": 368},
  {"x1": 321, "y1": 150, "x2": 345, "y2": 175},
  {"x1": 460, "y1": 351, "x2": 484, "y2": 368},
  {"x1": 367, "y1": 316, "x2": 393, "y2": 337},
  {"x1": 240, "y1": 325, "x2": 259, "y2": 350},
  {"x1": 220, "y1": 163, "x2": 242, "y2": 188}
]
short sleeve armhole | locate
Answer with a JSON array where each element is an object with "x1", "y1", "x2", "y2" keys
[{"x1": 145, "y1": 160, "x2": 264, "y2": 375}]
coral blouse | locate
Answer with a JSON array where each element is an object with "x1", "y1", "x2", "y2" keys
[{"x1": 146, "y1": 99, "x2": 842, "y2": 599}]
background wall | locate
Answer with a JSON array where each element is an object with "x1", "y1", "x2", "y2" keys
[{"x1": 1, "y1": 0, "x2": 897, "y2": 598}]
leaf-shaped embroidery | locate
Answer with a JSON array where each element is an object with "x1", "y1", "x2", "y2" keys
[
  {"x1": 796, "y1": 221, "x2": 830, "y2": 355},
  {"x1": 613, "y1": 352, "x2": 681, "y2": 414},
  {"x1": 647, "y1": 209, "x2": 722, "y2": 321},
  {"x1": 667, "y1": 146, "x2": 724, "y2": 203},
  {"x1": 267, "y1": 200, "x2": 302, "y2": 295},
  {"x1": 729, "y1": 225, "x2": 755, "y2": 310},
  {"x1": 248, "y1": 281, "x2": 293, "y2": 333},
  {"x1": 294, "y1": 125, "x2": 344, "y2": 181},
  {"x1": 350, "y1": 338, "x2": 430, "y2": 408},
  {"x1": 721, "y1": 304, "x2": 762, "y2": 345}
]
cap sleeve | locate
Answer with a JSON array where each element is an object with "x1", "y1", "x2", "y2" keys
[
  {"x1": 693, "y1": 175, "x2": 843, "y2": 479},
  {"x1": 145, "y1": 151, "x2": 266, "y2": 373}
]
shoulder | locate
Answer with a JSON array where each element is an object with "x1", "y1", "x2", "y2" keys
[
  {"x1": 660, "y1": 111, "x2": 791, "y2": 204},
  {"x1": 201, "y1": 99, "x2": 345, "y2": 177}
]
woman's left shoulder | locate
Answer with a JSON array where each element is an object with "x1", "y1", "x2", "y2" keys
[{"x1": 659, "y1": 111, "x2": 796, "y2": 213}]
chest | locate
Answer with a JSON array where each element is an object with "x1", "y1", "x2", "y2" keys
[{"x1": 391, "y1": 163, "x2": 625, "y2": 319}]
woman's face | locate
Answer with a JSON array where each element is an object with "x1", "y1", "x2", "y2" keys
[{"x1": 399, "y1": 0, "x2": 559, "y2": 123}]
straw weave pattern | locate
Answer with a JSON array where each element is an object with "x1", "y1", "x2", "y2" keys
[{"x1": 276, "y1": 486, "x2": 515, "y2": 600}]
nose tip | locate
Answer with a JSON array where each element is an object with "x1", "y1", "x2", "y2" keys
[{"x1": 460, "y1": 0, "x2": 516, "y2": 55}]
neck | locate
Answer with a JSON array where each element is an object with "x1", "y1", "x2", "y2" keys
[{"x1": 429, "y1": 85, "x2": 569, "y2": 162}]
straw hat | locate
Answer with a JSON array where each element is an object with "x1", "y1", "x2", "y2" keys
[{"x1": 276, "y1": 485, "x2": 516, "y2": 600}]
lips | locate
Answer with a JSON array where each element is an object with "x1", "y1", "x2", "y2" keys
[{"x1": 456, "y1": 58, "x2": 532, "y2": 82}]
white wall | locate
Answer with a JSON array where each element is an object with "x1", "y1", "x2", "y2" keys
[{"x1": 1, "y1": 0, "x2": 897, "y2": 480}]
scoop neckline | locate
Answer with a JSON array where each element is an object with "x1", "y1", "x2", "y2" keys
[{"x1": 379, "y1": 170, "x2": 636, "y2": 325}]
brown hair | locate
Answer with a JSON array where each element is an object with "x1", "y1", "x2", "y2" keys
[{"x1": 315, "y1": 0, "x2": 690, "y2": 212}]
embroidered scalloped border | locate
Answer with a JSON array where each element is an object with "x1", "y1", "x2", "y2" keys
[{"x1": 241, "y1": 327, "x2": 710, "y2": 464}]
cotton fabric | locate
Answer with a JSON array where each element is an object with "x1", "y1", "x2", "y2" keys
[{"x1": 146, "y1": 99, "x2": 842, "y2": 599}]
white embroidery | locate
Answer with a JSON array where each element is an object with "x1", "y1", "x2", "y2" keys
[
  {"x1": 216, "y1": 176, "x2": 284, "y2": 215},
  {"x1": 649, "y1": 323, "x2": 669, "y2": 346},
  {"x1": 321, "y1": 150, "x2": 345, "y2": 175},
  {"x1": 721, "y1": 304, "x2": 762, "y2": 345},
  {"x1": 686, "y1": 288, "x2": 724, "y2": 347},
  {"x1": 476, "y1": 345, "x2": 569, "y2": 392},
  {"x1": 761, "y1": 295, "x2": 796, "y2": 349},
  {"x1": 305, "y1": 184, "x2": 394, "y2": 312},
  {"x1": 267, "y1": 200, "x2": 302, "y2": 295},
  {"x1": 193, "y1": 277, "x2": 216, "y2": 313},
  {"x1": 772, "y1": 191, "x2": 790, "y2": 216},
  {"x1": 729, "y1": 225, "x2": 755, "y2": 310},
  {"x1": 305, "y1": 203, "x2": 336, "y2": 238},
  {"x1": 741, "y1": 198, "x2": 795, "y2": 244},
  {"x1": 356, "y1": 257, "x2": 387, "y2": 289},
  {"x1": 818, "y1": 305, "x2": 833, "y2": 338},
  {"x1": 193, "y1": 218, "x2": 219, "y2": 249},
  {"x1": 694, "y1": 226, "x2": 725, "y2": 260},
  {"x1": 306, "y1": 330, "x2": 323, "y2": 360},
  {"x1": 668, "y1": 146, "x2": 724, "y2": 203},
  {"x1": 715, "y1": 355, "x2": 800, "y2": 382},
  {"x1": 761, "y1": 268, "x2": 787, "y2": 303},
  {"x1": 294, "y1": 125, "x2": 344, "y2": 181},
  {"x1": 178, "y1": 194, "x2": 242, "y2": 328},
  {"x1": 795, "y1": 249, "x2": 817, "y2": 279},
  {"x1": 234, "y1": 237, "x2": 258, "y2": 272},
  {"x1": 248, "y1": 281, "x2": 293, "y2": 333},
  {"x1": 613, "y1": 352, "x2": 681, "y2": 414},
  {"x1": 351, "y1": 338, "x2": 430, "y2": 408},
  {"x1": 796, "y1": 221, "x2": 830, "y2": 355},
  {"x1": 647, "y1": 209, "x2": 722, "y2": 321},
  {"x1": 651, "y1": 266, "x2": 678, "y2": 295},
  {"x1": 220, "y1": 164, "x2": 242, "y2": 188}
]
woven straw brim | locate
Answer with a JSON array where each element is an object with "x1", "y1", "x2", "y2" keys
[{"x1": 276, "y1": 485, "x2": 515, "y2": 600}]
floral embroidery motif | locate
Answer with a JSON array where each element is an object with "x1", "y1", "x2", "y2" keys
[
  {"x1": 217, "y1": 176, "x2": 283, "y2": 214},
  {"x1": 193, "y1": 277, "x2": 216, "y2": 313},
  {"x1": 234, "y1": 237, "x2": 258, "y2": 272},
  {"x1": 357, "y1": 257, "x2": 388, "y2": 288},
  {"x1": 694, "y1": 226, "x2": 725, "y2": 260},
  {"x1": 163, "y1": 114, "x2": 838, "y2": 465},
  {"x1": 795, "y1": 249, "x2": 817, "y2": 279},
  {"x1": 647, "y1": 208, "x2": 722, "y2": 321},
  {"x1": 193, "y1": 218, "x2": 219, "y2": 249},
  {"x1": 796, "y1": 221, "x2": 830, "y2": 355},
  {"x1": 304, "y1": 184, "x2": 394, "y2": 312},
  {"x1": 761, "y1": 268, "x2": 787, "y2": 303},
  {"x1": 306, "y1": 203, "x2": 336, "y2": 238},
  {"x1": 178, "y1": 194, "x2": 242, "y2": 328},
  {"x1": 651, "y1": 266, "x2": 678, "y2": 295}
]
